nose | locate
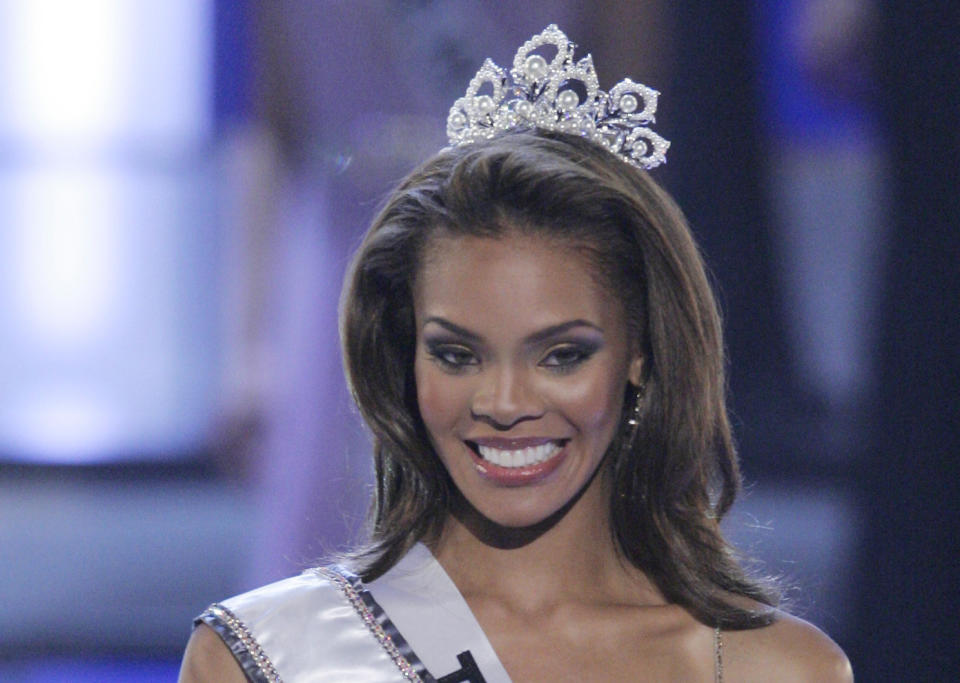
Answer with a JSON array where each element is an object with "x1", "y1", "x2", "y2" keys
[{"x1": 470, "y1": 363, "x2": 543, "y2": 429}]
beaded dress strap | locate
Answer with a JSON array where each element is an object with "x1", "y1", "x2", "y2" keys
[
  {"x1": 196, "y1": 603, "x2": 282, "y2": 683},
  {"x1": 714, "y1": 625, "x2": 723, "y2": 683},
  {"x1": 314, "y1": 565, "x2": 435, "y2": 682}
]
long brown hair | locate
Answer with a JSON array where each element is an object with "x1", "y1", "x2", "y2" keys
[{"x1": 340, "y1": 129, "x2": 778, "y2": 628}]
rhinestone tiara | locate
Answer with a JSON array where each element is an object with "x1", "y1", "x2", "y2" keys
[{"x1": 446, "y1": 24, "x2": 670, "y2": 170}]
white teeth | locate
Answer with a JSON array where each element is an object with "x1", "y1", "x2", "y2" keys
[{"x1": 476, "y1": 442, "x2": 562, "y2": 468}]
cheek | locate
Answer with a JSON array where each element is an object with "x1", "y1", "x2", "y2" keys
[
  {"x1": 415, "y1": 361, "x2": 469, "y2": 438},
  {"x1": 553, "y1": 370, "x2": 626, "y2": 438}
]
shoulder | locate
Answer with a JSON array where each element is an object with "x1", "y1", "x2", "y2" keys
[
  {"x1": 180, "y1": 568, "x2": 352, "y2": 682},
  {"x1": 178, "y1": 624, "x2": 247, "y2": 683},
  {"x1": 219, "y1": 567, "x2": 348, "y2": 621},
  {"x1": 722, "y1": 610, "x2": 852, "y2": 682}
]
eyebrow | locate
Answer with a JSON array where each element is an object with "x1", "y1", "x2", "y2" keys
[
  {"x1": 421, "y1": 316, "x2": 603, "y2": 345},
  {"x1": 422, "y1": 317, "x2": 482, "y2": 342}
]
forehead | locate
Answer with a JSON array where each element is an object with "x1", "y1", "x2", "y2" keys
[{"x1": 414, "y1": 232, "x2": 625, "y2": 333}]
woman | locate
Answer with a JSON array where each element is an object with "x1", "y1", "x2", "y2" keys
[{"x1": 181, "y1": 26, "x2": 851, "y2": 682}]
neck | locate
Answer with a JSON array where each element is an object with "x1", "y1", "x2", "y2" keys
[{"x1": 431, "y1": 474, "x2": 663, "y2": 612}]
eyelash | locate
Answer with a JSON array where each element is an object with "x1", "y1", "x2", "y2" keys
[
  {"x1": 426, "y1": 344, "x2": 478, "y2": 372},
  {"x1": 424, "y1": 342, "x2": 596, "y2": 374},
  {"x1": 540, "y1": 344, "x2": 595, "y2": 373}
]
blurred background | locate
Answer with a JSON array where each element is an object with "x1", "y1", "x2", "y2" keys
[{"x1": 0, "y1": 1, "x2": 957, "y2": 680}]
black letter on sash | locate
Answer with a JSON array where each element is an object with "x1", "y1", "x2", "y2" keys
[{"x1": 437, "y1": 650, "x2": 487, "y2": 683}]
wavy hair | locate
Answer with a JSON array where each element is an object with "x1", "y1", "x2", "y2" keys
[{"x1": 340, "y1": 129, "x2": 778, "y2": 628}]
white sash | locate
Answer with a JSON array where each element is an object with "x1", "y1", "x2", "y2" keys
[
  {"x1": 198, "y1": 543, "x2": 511, "y2": 682},
  {"x1": 368, "y1": 544, "x2": 512, "y2": 682}
]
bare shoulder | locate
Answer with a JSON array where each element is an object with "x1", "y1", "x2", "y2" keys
[
  {"x1": 178, "y1": 623, "x2": 248, "y2": 683},
  {"x1": 722, "y1": 610, "x2": 853, "y2": 682}
]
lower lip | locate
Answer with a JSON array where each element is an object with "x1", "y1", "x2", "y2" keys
[{"x1": 469, "y1": 443, "x2": 567, "y2": 487}]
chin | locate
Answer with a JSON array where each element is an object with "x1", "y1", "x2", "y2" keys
[
  {"x1": 483, "y1": 509, "x2": 556, "y2": 529},
  {"x1": 457, "y1": 490, "x2": 576, "y2": 535}
]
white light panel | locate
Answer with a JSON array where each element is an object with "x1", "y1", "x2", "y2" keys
[{"x1": 0, "y1": 0, "x2": 216, "y2": 463}]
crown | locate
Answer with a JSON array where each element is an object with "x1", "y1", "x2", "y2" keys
[{"x1": 446, "y1": 24, "x2": 670, "y2": 170}]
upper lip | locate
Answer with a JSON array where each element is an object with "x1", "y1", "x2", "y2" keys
[{"x1": 467, "y1": 436, "x2": 566, "y2": 450}]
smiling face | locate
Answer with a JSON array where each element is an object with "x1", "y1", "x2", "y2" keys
[{"x1": 413, "y1": 230, "x2": 644, "y2": 529}]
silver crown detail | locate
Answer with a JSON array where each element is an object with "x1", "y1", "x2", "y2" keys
[{"x1": 446, "y1": 25, "x2": 670, "y2": 170}]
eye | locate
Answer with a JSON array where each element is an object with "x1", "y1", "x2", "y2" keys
[
  {"x1": 540, "y1": 343, "x2": 595, "y2": 371},
  {"x1": 425, "y1": 343, "x2": 479, "y2": 372}
]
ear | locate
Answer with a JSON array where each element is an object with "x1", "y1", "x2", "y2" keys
[{"x1": 627, "y1": 354, "x2": 645, "y2": 388}]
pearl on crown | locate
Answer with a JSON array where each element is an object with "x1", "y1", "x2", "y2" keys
[
  {"x1": 475, "y1": 95, "x2": 495, "y2": 115},
  {"x1": 619, "y1": 93, "x2": 639, "y2": 114},
  {"x1": 524, "y1": 54, "x2": 549, "y2": 81},
  {"x1": 556, "y1": 89, "x2": 579, "y2": 112}
]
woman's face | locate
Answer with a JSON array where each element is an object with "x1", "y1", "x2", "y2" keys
[{"x1": 413, "y1": 231, "x2": 643, "y2": 528}]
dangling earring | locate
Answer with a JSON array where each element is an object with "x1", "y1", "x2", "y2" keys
[
  {"x1": 626, "y1": 384, "x2": 644, "y2": 430},
  {"x1": 617, "y1": 384, "x2": 647, "y2": 503}
]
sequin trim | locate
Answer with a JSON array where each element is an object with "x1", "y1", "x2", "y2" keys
[
  {"x1": 196, "y1": 603, "x2": 282, "y2": 683},
  {"x1": 314, "y1": 566, "x2": 432, "y2": 682}
]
